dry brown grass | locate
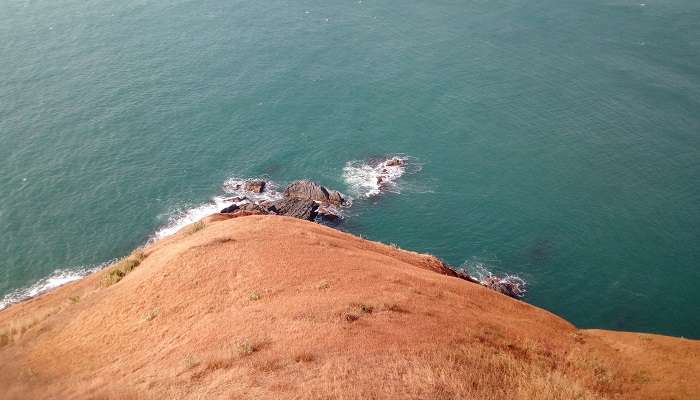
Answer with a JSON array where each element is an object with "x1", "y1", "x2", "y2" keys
[
  {"x1": 304, "y1": 343, "x2": 603, "y2": 400},
  {"x1": 293, "y1": 351, "x2": 315, "y2": 363},
  {"x1": 143, "y1": 308, "x2": 159, "y2": 322},
  {"x1": 0, "y1": 308, "x2": 59, "y2": 350},
  {"x1": 0, "y1": 216, "x2": 697, "y2": 400},
  {"x1": 248, "y1": 291, "x2": 262, "y2": 301}
]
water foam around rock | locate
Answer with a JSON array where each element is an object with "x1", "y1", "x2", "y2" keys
[
  {"x1": 461, "y1": 262, "x2": 527, "y2": 298},
  {"x1": 342, "y1": 155, "x2": 415, "y2": 197}
]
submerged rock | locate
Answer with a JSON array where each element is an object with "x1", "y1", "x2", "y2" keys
[
  {"x1": 243, "y1": 180, "x2": 266, "y2": 193},
  {"x1": 283, "y1": 180, "x2": 345, "y2": 206},
  {"x1": 316, "y1": 203, "x2": 342, "y2": 222},
  {"x1": 267, "y1": 198, "x2": 319, "y2": 221},
  {"x1": 223, "y1": 196, "x2": 247, "y2": 203},
  {"x1": 384, "y1": 157, "x2": 405, "y2": 167},
  {"x1": 480, "y1": 275, "x2": 527, "y2": 299}
]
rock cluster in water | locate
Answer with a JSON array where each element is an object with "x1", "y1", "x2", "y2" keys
[
  {"x1": 219, "y1": 155, "x2": 407, "y2": 223},
  {"x1": 376, "y1": 157, "x2": 404, "y2": 187},
  {"x1": 477, "y1": 274, "x2": 527, "y2": 298},
  {"x1": 220, "y1": 179, "x2": 346, "y2": 222}
]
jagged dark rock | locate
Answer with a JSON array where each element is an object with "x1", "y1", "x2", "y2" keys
[
  {"x1": 283, "y1": 180, "x2": 345, "y2": 206},
  {"x1": 220, "y1": 203, "x2": 240, "y2": 214},
  {"x1": 326, "y1": 190, "x2": 345, "y2": 206},
  {"x1": 267, "y1": 198, "x2": 319, "y2": 221},
  {"x1": 221, "y1": 180, "x2": 345, "y2": 222}
]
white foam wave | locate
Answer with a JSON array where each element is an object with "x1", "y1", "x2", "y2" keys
[
  {"x1": 342, "y1": 155, "x2": 415, "y2": 197},
  {"x1": 221, "y1": 178, "x2": 282, "y2": 202},
  {"x1": 461, "y1": 261, "x2": 527, "y2": 298},
  {"x1": 0, "y1": 265, "x2": 104, "y2": 311},
  {"x1": 152, "y1": 196, "x2": 236, "y2": 239},
  {"x1": 153, "y1": 178, "x2": 283, "y2": 239}
]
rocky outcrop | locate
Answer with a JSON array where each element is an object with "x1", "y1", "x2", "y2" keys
[
  {"x1": 283, "y1": 180, "x2": 345, "y2": 206},
  {"x1": 219, "y1": 195, "x2": 320, "y2": 221},
  {"x1": 221, "y1": 201, "x2": 270, "y2": 215},
  {"x1": 220, "y1": 179, "x2": 345, "y2": 222},
  {"x1": 267, "y1": 198, "x2": 319, "y2": 221},
  {"x1": 227, "y1": 180, "x2": 267, "y2": 194},
  {"x1": 221, "y1": 201, "x2": 268, "y2": 214},
  {"x1": 479, "y1": 275, "x2": 527, "y2": 298},
  {"x1": 237, "y1": 202, "x2": 269, "y2": 213}
]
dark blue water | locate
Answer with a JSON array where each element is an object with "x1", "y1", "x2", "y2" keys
[{"x1": 1, "y1": 0, "x2": 699, "y2": 337}]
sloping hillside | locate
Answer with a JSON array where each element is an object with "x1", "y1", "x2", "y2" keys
[{"x1": 1, "y1": 215, "x2": 698, "y2": 399}]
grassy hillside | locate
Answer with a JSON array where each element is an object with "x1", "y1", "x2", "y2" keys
[{"x1": 1, "y1": 215, "x2": 698, "y2": 399}]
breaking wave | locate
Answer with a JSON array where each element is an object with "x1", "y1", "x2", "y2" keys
[
  {"x1": 152, "y1": 196, "x2": 237, "y2": 239},
  {"x1": 0, "y1": 264, "x2": 106, "y2": 311},
  {"x1": 461, "y1": 261, "x2": 527, "y2": 298},
  {"x1": 342, "y1": 155, "x2": 419, "y2": 197},
  {"x1": 152, "y1": 178, "x2": 283, "y2": 239}
]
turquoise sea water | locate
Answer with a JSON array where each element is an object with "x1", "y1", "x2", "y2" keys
[{"x1": 1, "y1": 0, "x2": 699, "y2": 337}]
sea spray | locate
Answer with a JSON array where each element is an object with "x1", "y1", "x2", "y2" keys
[
  {"x1": 461, "y1": 262, "x2": 527, "y2": 298},
  {"x1": 153, "y1": 178, "x2": 283, "y2": 239},
  {"x1": 0, "y1": 264, "x2": 107, "y2": 311},
  {"x1": 342, "y1": 155, "x2": 419, "y2": 197}
]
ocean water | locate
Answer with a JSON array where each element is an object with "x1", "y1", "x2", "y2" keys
[{"x1": 1, "y1": 0, "x2": 699, "y2": 337}]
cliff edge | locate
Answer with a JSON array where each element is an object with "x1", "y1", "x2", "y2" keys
[{"x1": 1, "y1": 215, "x2": 698, "y2": 399}]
